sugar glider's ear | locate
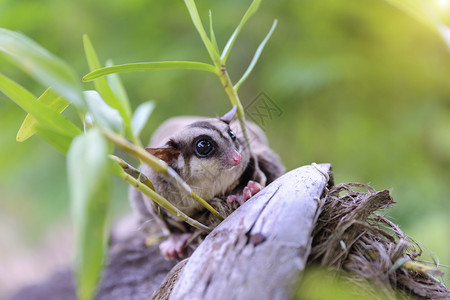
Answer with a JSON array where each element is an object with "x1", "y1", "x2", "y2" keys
[
  {"x1": 220, "y1": 105, "x2": 237, "y2": 124},
  {"x1": 145, "y1": 145, "x2": 180, "y2": 165}
]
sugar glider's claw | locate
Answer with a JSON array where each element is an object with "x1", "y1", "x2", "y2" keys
[
  {"x1": 247, "y1": 180, "x2": 262, "y2": 196},
  {"x1": 159, "y1": 233, "x2": 192, "y2": 260},
  {"x1": 227, "y1": 180, "x2": 262, "y2": 205}
]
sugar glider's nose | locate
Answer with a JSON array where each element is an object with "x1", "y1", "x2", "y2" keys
[{"x1": 227, "y1": 149, "x2": 241, "y2": 167}]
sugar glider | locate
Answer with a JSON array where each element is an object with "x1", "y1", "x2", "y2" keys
[{"x1": 129, "y1": 106, "x2": 284, "y2": 259}]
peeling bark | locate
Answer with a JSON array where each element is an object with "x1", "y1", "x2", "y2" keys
[{"x1": 157, "y1": 163, "x2": 332, "y2": 300}]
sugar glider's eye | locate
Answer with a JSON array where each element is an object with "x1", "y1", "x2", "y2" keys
[
  {"x1": 195, "y1": 139, "x2": 215, "y2": 158},
  {"x1": 228, "y1": 129, "x2": 236, "y2": 141}
]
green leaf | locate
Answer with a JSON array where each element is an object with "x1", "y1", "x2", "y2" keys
[
  {"x1": 0, "y1": 28, "x2": 85, "y2": 107},
  {"x1": 84, "y1": 90, "x2": 124, "y2": 134},
  {"x1": 209, "y1": 10, "x2": 219, "y2": 53},
  {"x1": 234, "y1": 19, "x2": 277, "y2": 91},
  {"x1": 108, "y1": 156, "x2": 125, "y2": 177},
  {"x1": 16, "y1": 88, "x2": 70, "y2": 142},
  {"x1": 103, "y1": 59, "x2": 139, "y2": 143},
  {"x1": 83, "y1": 61, "x2": 219, "y2": 81},
  {"x1": 67, "y1": 128, "x2": 111, "y2": 300},
  {"x1": 83, "y1": 35, "x2": 132, "y2": 127},
  {"x1": 132, "y1": 101, "x2": 155, "y2": 138},
  {"x1": 105, "y1": 59, "x2": 131, "y2": 114},
  {"x1": 36, "y1": 125, "x2": 75, "y2": 154},
  {"x1": 184, "y1": 0, "x2": 221, "y2": 65},
  {"x1": 221, "y1": 0, "x2": 262, "y2": 63},
  {"x1": 0, "y1": 72, "x2": 81, "y2": 139}
]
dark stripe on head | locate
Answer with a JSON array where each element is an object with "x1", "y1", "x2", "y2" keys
[
  {"x1": 167, "y1": 139, "x2": 179, "y2": 149},
  {"x1": 189, "y1": 121, "x2": 228, "y2": 142}
]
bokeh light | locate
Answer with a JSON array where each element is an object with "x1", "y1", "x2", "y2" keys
[{"x1": 0, "y1": 0, "x2": 449, "y2": 296}]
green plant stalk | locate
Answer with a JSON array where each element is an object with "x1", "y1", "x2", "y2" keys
[
  {"x1": 109, "y1": 155, "x2": 169, "y2": 235},
  {"x1": 220, "y1": 0, "x2": 262, "y2": 63},
  {"x1": 110, "y1": 155, "x2": 169, "y2": 235},
  {"x1": 123, "y1": 122, "x2": 139, "y2": 147},
  {"x1": 103, "y1": 128, "x2": 167, "y2": 172},
  {"x1": 183, "y1": 0, "x2": 251, "y2": 147},
  {"x1": 102, "y1": 128, "x2": 224, "y2": 221},
  {"x1": 110, "y1": 155, "x2": 155, "y2": 190},
  {"x1": 233, "y1": 19, "x2": 277, "y2": 91},
  {"x1": 217, "y1": 68, "x2": 251, "y2": 149},
  {"x1": 113, "y1": 159, "x2": 212, "y2": 233}
]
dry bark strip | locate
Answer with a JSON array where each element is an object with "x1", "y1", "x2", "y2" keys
[{"x1": 156, "y1": 163, "x2": 333, "y2": 300}]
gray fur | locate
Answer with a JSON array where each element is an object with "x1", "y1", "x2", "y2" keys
[{"x1": 130, "y1": 108, "x2": 285, "y2": 239}]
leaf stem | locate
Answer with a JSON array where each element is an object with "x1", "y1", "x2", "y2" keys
[
  {"x1": 234, "y1": 19, "x2": 277, "y2": 91},
  {"x1": 184, "y1": 0, "x2": 221, "y2": 66},
  {"x1": 109, "y1": 155, "x2": 155, "y2": 190},
  {"x1": 83, "y1": 61, "x2": 220, "y2": 82},
  {"x1": 102, "y1": 128, "x2": 224, "y2": 221},
  {"x1": 109, "y1": 155, "x2": 169, "y2": 236},
  {"x1": 217, "y1": 68, "x2": 251, "y2": 149},
  {"x1": 111, "y1": 158, "x2": 212, "y2": 233},
  {"x1": 220, "y1": 0, "x2": 262, "y2": 63}
]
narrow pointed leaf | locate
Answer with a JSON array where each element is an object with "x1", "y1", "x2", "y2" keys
[
  {"x1": 68, "y1": 128, "x2": 111, "y2": 300},
  {"x1": 83, "y1": 61, "x2": 219, "y2": 81},
  {"x1": 105, "y1": 59, "x2": 131, "y2": 115},
  {"x1": 111, "y1": 162, "x2": 212, "y2": 232},
  {"x1": 17, "y1": 88, "x2": 70, "y2": 142},
  {"x1": 209, "y1": 10, "x2": 219, "y2": 53},
  {"x1": 132, "y1": 101, "x2": 155, "y2": 138},
  {"x1": 0, "y1": 73, "x2": 81, "y2": 139},
  {"x1": 0, "y1": 28, "x2": 84, "y2": 107},
  {"x1": 84, "y1": 90, "x2": 124, "y2": 134},
  {"x1": 83, "y1": 35, "x2": 132, "y2": 127},
  {"x1": 184, "y1": 0, "x2": 221, "y2": 65},
  {"x1": 221, "y1": 0, "x2": 262, "y2": 63},
  {"x1": 234, "y1": 19, "x2": 277, "y2": 91},
  {"x1": 103, "y1": 59, "x2": 138, "y2": 143}
]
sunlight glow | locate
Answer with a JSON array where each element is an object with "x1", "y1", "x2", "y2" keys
[{"x1": 436, "y1": 0, "x2": 449, "y2": 8}]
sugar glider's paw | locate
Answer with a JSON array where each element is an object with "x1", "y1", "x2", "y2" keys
[
  {"x1": 159, "y1": 233, "x2": 192, "y2": 260},
  {"x1": 227, "y1": 180, "x2": 262, "y2": 205}
]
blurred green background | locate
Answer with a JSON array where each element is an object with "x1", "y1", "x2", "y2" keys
[{"x1": 0, "y1": 0, "x2": 449, "y2": 293}]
